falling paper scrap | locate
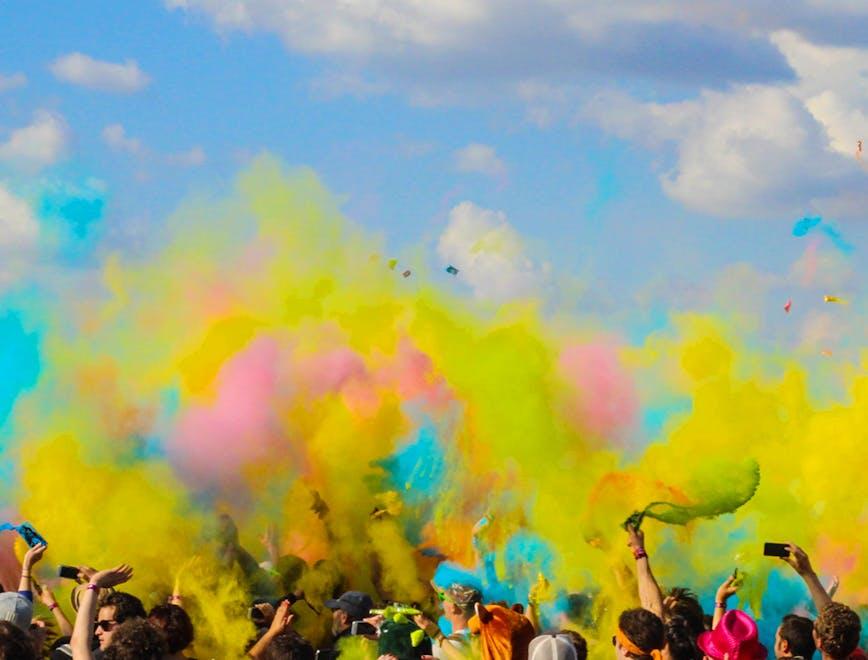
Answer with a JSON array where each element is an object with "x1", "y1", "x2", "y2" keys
[
  {"x1": 858, "y1": 140, "x2": 863, "y2": 159},
  {"x1": 402, "y1": 270, "x2": 411, "y2": 278},
  {"x1": 388, "y1": 259, "x2": 398, "y2": 270},
  {"x1": 446, "y1": 265, "x2": 459, "y2": 275},
  {"x1": 821, "y1": 349, "x2": 833, "y2": 357},
  {"x1": 784, "y1": 299, "x2": 792, "y2": 313},
  {"x1": 823, "y1": 295, "x2": 844, "y2": 304}
]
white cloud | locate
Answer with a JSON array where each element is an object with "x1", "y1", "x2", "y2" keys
[
  {"x1": 0, "y1": 72, "x2": 27, "y2": 92},
  {"x1": 438, "y1": 201, "x2": 545, "y2": 301},
  {"x1": 0, "y1": 184, "x2": 39, "y2": 250},
  {"x1": 168, "y1": 146, "x2": 206, "y2": 166},
  {"x1": 102, "y1": 123, "x2": 143, "y2": 155},
  {"x1": 454, "y1": 143, "x2": 507, "y2": 179},
  {"x1": 771, "y1": 30, "x2": 868, "y2": 156},
  {"x1": 0, "y1": 183, "x2": 39, "y2": 288},
  {"x1": 50, "y1": 53, "x2": 150, "y2": 93},
  {"x1": 583, "y1": 28, "x2": 868, "y2": 219},
  {"x1": 0, "y1": 111, "x2": 69, "y2": 172}
]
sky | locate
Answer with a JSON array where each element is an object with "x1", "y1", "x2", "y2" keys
[{"x1": 0, "y1": 0, "x2": 866, "y2": 346}]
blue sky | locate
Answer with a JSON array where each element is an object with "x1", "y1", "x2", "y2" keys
[{"x1": 0, "y1": 0, "x2": 865, "y2": 348}]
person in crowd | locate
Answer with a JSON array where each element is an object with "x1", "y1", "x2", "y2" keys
[
  {"x1": 71, "y1": 564, "x2": 166, "y2": 660},
  {"x1": 413, "y1": 584, "x2": 482, "y2": 659},
  {"x1": 780, "y1": 544, "x2": 862, "y2": 660},
  {"x1": 528, "y1": 632, "x2": 588, "y2": 660},
  {"x1": 775, "y1": 614, "x2": 816, "y2": 660},
  {"x1": 813, "y1": 604, "x2": 862, "y2": 660},
  {"x1": 148, "y1": 604, "x2": 195, "y2": 660},
  {"x1": 250, "y1": 599, "x2": 316, "y2": 660},
  {"x1": 0, "y1": 620, "x2": 37, "y2": 659},
  {"x1": 697, "y1": 610, "x2": 767, "y2": 660},
  {"x1": 324, "y1": 591, "x2": 376, "y2": 641},
  {"x1": 662, "y1": 615, "x2": 701, "y2": 660},
  {"x1": 468, "y1": 601, "x2": 535, "y2": 660},
  {"x1": 614, "y1": 608, "x2": 666, "y2": 660},
  {"x1": 94, "y1": 592, "x2": 147, "y2": 651}
]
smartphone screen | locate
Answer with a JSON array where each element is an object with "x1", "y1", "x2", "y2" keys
[
  {"x1": 763, "y1": 542, "x2": 789, "y2": 557},
  {"x1": 58, "y1": 565, "x2": 79, "y2": 580}
]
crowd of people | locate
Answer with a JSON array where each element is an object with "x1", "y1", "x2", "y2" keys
[{"x1": 0, "y1": 518, "x2": 863, "y2": 660}]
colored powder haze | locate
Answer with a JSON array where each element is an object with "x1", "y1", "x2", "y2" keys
[{"x1": 0, "y1": 157, "x2": 865, "y2": 656}]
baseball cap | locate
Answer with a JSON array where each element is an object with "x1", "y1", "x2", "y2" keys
[
  {"x1": 324, "y1": 591, "x2": 374, "y2": 620},
  {"x1": 0, "y1": 592, "x2": 33, "y2": 630}
]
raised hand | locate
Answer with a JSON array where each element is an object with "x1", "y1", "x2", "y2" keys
[
  {"x1": 625, "y1": 525, "x2": 645, "y2": 553},
  {"x1": 782, "y1": 543, "x2": 815, "y2": 576},
  {"x1": 715, "y1": 575, "x2": 739, "y2": 603},
  {"x1": 268, "y1": 600, "x2": 295, "y2": 635},
  {"x1": 90, "y1": 564, "x2": 134, "y2": 589},
  {"x1": 23, "y1": 543, "x2": 47, "y2": 569}
]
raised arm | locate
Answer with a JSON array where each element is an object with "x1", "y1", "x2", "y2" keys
[
  {"x1": 71, "y1": 565, "x2": 134, "y2": 660},
  {"x1": 248, "y1": 599, "x2": 294, "y2": 658},
  {"x1": 782, "y1": 543, "x2": 832, "y2": 612},
  {"x1": 36, "y1": 582, "x2": 73, "y2": 637},
  {"x1": 626, "y1": 525, "x2": 664, "y2": 618},
  {"x1": 711, "y1": 574, "x2": 739, "y2": 629},
  {"x1": 18, "y1": 543, "x2": 46, "y2": 597}
]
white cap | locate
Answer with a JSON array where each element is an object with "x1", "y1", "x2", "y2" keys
[
  {"x1": 0, "y1": 592, "x2": 33, "y2": 630},
  {"x1": 528, "y1": 634, "x2": 579, "y2": 660}
]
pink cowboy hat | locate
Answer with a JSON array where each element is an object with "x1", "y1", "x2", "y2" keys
[{"x1": 697, "y1": 610, "x2": 768, "y2": 660}]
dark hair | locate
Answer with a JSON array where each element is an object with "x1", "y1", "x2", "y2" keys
[
  {"x1": 102, "y1": 620, "x2": 167, "y2": 660},
  {"x1": 664, "y1": 615, "x2": 701, "y2": 660},
  {"x1": 148, "y1": 604, "x2": 194, "y2": 653},
  {"x1": 559, "y1": 630, "x2": 588, "y2": 660},
  {"x1": 263, "y1": 632, "x2": 315, "y2": 660},
  {"x1": 814, "y1": 603, "x2": 861, "y2": 660},
  {"x1": 779, "y1": 614, "x2": 815, "y2": 659},
  {"x1": 664, "y1": 588, "x2": 705, "y2": 636},
  {"x1": 619, "y1": 608, "x2": 665, "y2": 658},
  {"x1": 100, "y1": 592, "x2": 147, "y2": 624},
  {"x1": 0, "y1": 621, "x2": 37, "y2": 660}
]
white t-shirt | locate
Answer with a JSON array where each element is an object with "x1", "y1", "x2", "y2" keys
[{"x1": 432, "y1": 628, "x2": 475, "y2": 658}]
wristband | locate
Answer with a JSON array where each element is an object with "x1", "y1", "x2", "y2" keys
[
  {"x1": 87, "y1": 583, "x2": 100, "y2": 591},
  {"x1": 715, "y1": 602, "x2": 726, "y2": 609},
  {"x1": 48, "y1": 603, "x2": 59, "y2": 611},
  {"x1": 20, "y1": 573, "x2": 30, "y2": 578},
  {"x1": 632, "y1": 548, "x2": 648, "y2": 560}
]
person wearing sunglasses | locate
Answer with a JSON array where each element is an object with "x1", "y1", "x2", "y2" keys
[{"x1": 612, "y1": 609, "x2": 665, "y2": 660}]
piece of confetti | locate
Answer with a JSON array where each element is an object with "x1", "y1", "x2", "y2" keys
[
  {"x1": 402, "y1": 270, "x2": 411, "y2": 278},
  {"x1": 387, "y1": 258, "x2": 398, "y2": 270},
  {"x1": 784, "y1": 299, "x2": 792, "y2": 313},
  {"x1": 858, "y1": 140, "x2": 863, "y2": 159},
  {"x1": 446, "y1": 265, "x2": 459, "y2": 275},
  {"x1": 820, "y1": 349, "x2": 833, "y2": 357},
  {"x1": 823, "y1": 295, "x2": 845, "y2": 304}
]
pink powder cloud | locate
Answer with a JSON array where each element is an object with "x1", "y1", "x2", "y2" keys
[{"x1": 558, "y1": 342, "x2": 638, "y2": 442}]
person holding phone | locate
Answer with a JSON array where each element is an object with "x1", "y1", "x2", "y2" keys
[{"x1": 777, "y1": 544, "x2": 862, "y2": 660}]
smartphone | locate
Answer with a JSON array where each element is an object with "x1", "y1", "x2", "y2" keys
[
  {"x1": 17, "y1": 523, "x2": 47, "y2": 549},
  {"x1": 58, "y1": 565, "x2": 79, "y2": 580},
  {"x1": 763, "y1": 542, "x2": 789, "y2": 557}
]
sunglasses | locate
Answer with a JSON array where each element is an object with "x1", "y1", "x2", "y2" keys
[{"x1": 96, "y1": 620, "x2": 118, "y2": 632}]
